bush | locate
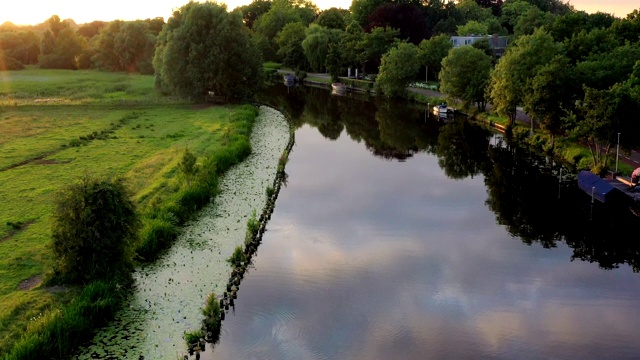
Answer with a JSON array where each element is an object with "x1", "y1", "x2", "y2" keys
[
  {"x1": 297, "y1": 70, "x2": 307, "y2": 80},
  {"x1": 51, "y1": 176, "x2": 140, "y2": 283},
  {"x1": 0, "y1": 55, "x2": 24, "y2": 70}
]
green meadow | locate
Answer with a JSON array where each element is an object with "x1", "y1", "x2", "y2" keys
[{"x1": 0, "y1": 68, "x2": 258, "y2": 356}]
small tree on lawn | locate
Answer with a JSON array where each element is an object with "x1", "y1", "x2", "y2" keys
[{"x1": 51, "y1": 176, "x2": 140, "y2": 283}]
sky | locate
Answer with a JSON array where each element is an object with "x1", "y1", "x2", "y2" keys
[{"x1": 0, "y1": 0, "x2": 637, "y2": 26}]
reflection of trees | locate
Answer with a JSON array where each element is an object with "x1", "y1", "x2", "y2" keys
[
  {"x1": 435, "y1": 117, "x2": 492, "y2": 179},
  {"x1": 484, "y1": 138, "x2": 640, "y2": 271},
  {"x1": 265, "y1": 82, "x2": 640, "y2": 272},
  {"x1": 300, "y1": 86, "x2": 345, "y2": 140},
  {"x1": 374, "y1": 98, "x2": 440, "y2": 160}
]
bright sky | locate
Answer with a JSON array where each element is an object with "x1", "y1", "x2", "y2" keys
[{"x1": 0, "y1": 0, "x2": 637, "y2": 26}]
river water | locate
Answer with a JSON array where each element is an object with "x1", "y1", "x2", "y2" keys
[{"x1": 204, "y1": 84, "x2": 640, "y2": 360}]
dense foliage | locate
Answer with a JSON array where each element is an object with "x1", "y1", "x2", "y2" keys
[
  {"x1": 153, "y1": 1, "x2": 263, "y2": 102},
  {"x1": 51, "y1": 176, "x2": 140, "y2": 283}
]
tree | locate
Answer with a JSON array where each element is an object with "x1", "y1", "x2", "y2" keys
[
  {"x1": 302, "y1": 24, "x2": 342, "y2": 72},
  {"x1": 93, "y1": 20, "x2": 157, "y2": 74},
  {"x1": 350, "y1": 0, "x2": 387, "y2": 27},
  {"x1": 51, "y1": 176, "x2": 139, "y2": 283},
  {"x1": 314, "y1": 7, "x2": 349, "y2": 30},
  {"x1": 39, "y1": 27, "x2": 88, "y2": 69},
  {"x1": 418, "y1": 34, "x2": 452, "y2": 81},
  {"x1": 457, "y1": 20, "x2": 489, "y2": 35},
  {"x1": 0, "y1": 30, "x2": 40, "y2": 65},
  {"x1": 365, "y1": 3, "x2": 427, "y2": 45},
  {"x1": 358, "y1": 25, "x2": 399, "y2": 73},
  {"x1": 339, "y1": 21, "x2": 365, "y2": 70},
  {"x1": 489, "y1": 28, "x2": 562, "y2": 126},
  {"x1": 78, "y1": 21, "x2": 107, "y2": 39},
  {"x1": 326, "y1": 43, "x2": 342, "y2": 82},
  {"x1": 237, "y1": 0, "x2": 272, "y2": 29},
  {"x1": 457, "y1": 0, "x2": 493, "y2": 22},
  {"x1": 439, "y1": 45, "x2": 492, "y2": 110},
  {"x1": 523, "y1": 55, "x2": 576, "y2": 149},
  {"x1": 576, "y1": 43, "x2": 640, "y2": 91},
  {"x1": 376, "y1": 41, "x2": 420, "y2": 97},
  {"x1": 276, "y1": 21, "x2": 308, "y2": 70},
  {"x1": 154, "y1": 1, "x2": 263, "y2": 102},
  {"x1": 475, "y1": 0, "x2": 504, "y2": 17},
  {"x1": 500, "y1": 0, "x2": 534, "y2": 32},
  {"x1": 513, "y1": 6, "x2": 553, "y2": 38},
  {"x1": 568, "y1": 84, "x2": 640, "y2": 172}
]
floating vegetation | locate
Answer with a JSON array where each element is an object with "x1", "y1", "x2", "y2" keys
[{"x1": 71, "y1": 106, "x2": 290, "y2": 359}]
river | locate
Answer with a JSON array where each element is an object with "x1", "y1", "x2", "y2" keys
[
  {"x1": 207, "y1": 84, "x2": 640, "y2": 360},
  {"x1": 74, "y1": 83, "x2": 640, "y2": 360}
]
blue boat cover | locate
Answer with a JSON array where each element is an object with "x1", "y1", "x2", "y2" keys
[{"x1": 577, "y1": 170, "x2": 617, "y2": 203}]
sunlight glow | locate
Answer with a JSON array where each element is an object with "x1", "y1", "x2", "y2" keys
[{"x1": 0, "y1": 0, "x2": 637, "y2": 26}]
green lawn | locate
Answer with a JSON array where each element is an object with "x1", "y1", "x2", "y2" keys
[{"x1": 0, "y1": 68, "x2": 257, "y2": 356}]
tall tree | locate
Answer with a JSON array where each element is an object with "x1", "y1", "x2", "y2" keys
[
  {"x1": 376, "y1": 41, "x2": 420, "y2": 97},
  {"x1": 314, "y1": 7, "x2": 349, "y2": 30},
  {"x1": 302, "y1": 24, "x2": 342, "y2": 72},
  {"x1": 154, "y1": 1, "x2": 263, "y2": 102},
  {"x1": 237, "y1": 0, "x2": 272, "y2": 29},
  {"x1": 365, "y1": 3, "x2": 427, "y2": 44},
  {"x1": 568, "y1": 84, "x2": 640, "y2": 172},
  {"x1": 523, "y1": 55, "x2": 576, "y2": 149},
  {"x1": 349, "y1": 0, "x2": 387, "y2": 27},
  {"x1": 489, "y1": 28, "x2": 562, "y2": 126},
  {"x1": 439, "y1": 45, "x2": 493, "y2": 110},
  {"x1": 39, "y1": 27, "x2": 87, "y2": 69},
  {"x1": 358, "y1": 25, "x2": 399, "y2": 73},
  {"x1": 276, "y1": 21, "x2": 308, "y2": 70},
  {"x1": 418, "y1": 34, "x2": 452, "y2": 82}
]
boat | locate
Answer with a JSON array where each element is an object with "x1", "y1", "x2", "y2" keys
[
  {"x1": 283, "y1": 74, "x2": 295, "y2": 85},
  {"x1": 331, "y1": 82, "x2": 346, "y2": 91},
  {"x1": 433, "y1": 103, "x2": 449, "y2": 114},
  {"x1": 577, "y1": 170, "x2": 622, "y2": 203},
  {"x1": 331, "y1": 82, "x2": 347, "y2": 96}
]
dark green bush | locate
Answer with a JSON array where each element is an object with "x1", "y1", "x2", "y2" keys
[
  {"x1": 0, "y1": 55, "x2": 24, "y2": 70},
  {"x1": 51, "y1": 176, "x2": 140, "y2": 283}
]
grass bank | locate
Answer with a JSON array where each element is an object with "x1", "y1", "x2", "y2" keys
[{"x1": 0, "y1": 68, "x2": 259, "y2": 358}]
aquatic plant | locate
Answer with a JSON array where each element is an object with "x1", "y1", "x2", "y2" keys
[
  {"x1": 202, "y1": 292, "x2": 222, "y2": 333},
  {"x1": 227, "y1": 245, "x2": 247, "y2": 265}
]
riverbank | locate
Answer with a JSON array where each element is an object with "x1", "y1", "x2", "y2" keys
[
  {"x1": 0, "y1": 69, "x2": 264, "y2": 358},
  {"x1": 70, "y1": 106, "x2": 290, "y2": 359}
]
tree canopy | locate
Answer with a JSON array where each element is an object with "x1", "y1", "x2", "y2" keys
[{"x1": 153, "y1": 1, "x2": 263, "y2": 102}]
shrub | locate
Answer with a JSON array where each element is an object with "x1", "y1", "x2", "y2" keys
[
  {"x1": 51, "y1": 176, "x2": 140, "y2": 283},
  {"x1": 297, "y1": 70, "x2": 307, "y2": 80}
]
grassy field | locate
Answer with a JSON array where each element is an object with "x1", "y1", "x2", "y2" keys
[{"x1": 0, "y1": 68, "x2": 258, "y2": 356}]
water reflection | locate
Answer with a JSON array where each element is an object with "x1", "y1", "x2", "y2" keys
[{"x1": 207, "y1": 83, "x2": 640, "y2": 360}]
